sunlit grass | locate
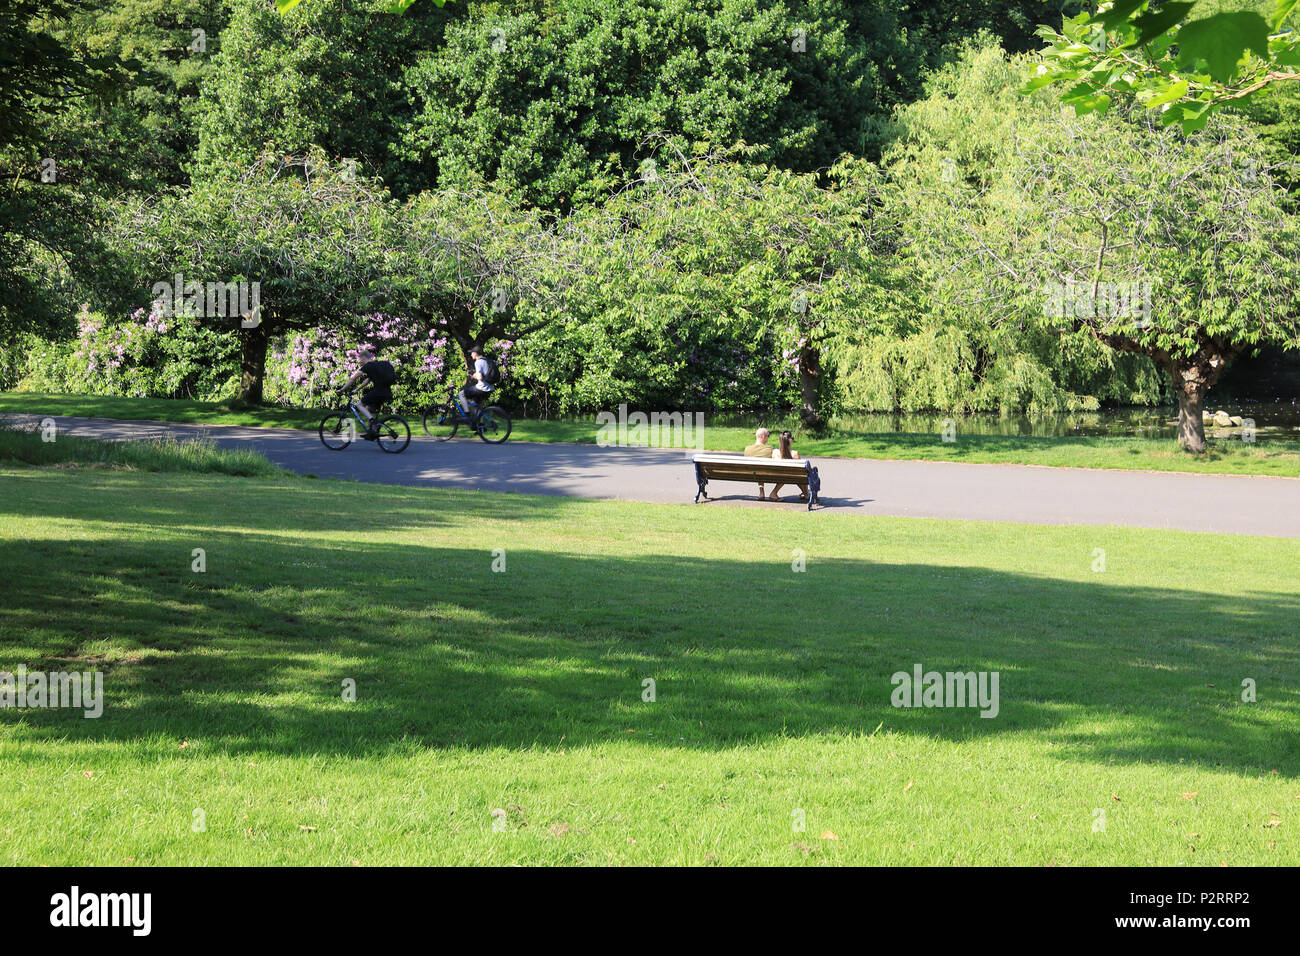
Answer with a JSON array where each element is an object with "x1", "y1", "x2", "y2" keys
[
  {"x1": 0, "y1": 424, "x2": 288, "y2": 477},
  {"x1": 2, "y1": 463, "x2": 1297, "y2": 865}
]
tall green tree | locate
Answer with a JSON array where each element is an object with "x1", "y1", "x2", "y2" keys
[
  {"x1": 400, "y1": 0, "x2": 853, "y2": 210},
  {"x1": 913, "y1": 45, "x2": 1300, "y2": 452},
  {"x1": 399, "y1": 0, "x2": 1084, "y2": 212},
  {"x1": 48, "y1": 0, "x2": 233, "y2": 189},
  {"x1": 116, "y1": 151, "x2": 392, "y2": 403},
  {"x1": 0, "y1": 0, "x2": 137, "y2": 342},
  {"x1": 509, "y1": 141, "x2": 894, "y2": 422},
  {"x1": 195, "y1": 0, "x2": 452, "y2": 196}
]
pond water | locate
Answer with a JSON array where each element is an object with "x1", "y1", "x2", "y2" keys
[{"x1": 720, "y1": 401, "x2": 1300, "y2": 441}]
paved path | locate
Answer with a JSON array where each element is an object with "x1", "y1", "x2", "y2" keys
[{"x1": 9, "y1": 415, "x2": 1300, "y2": 537}]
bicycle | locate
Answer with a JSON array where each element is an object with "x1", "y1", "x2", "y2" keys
[
  {"x1": 319, "y1": 398, "x2": 411, "y2": 453},
  {"x1": 421, "y1": 388, "x2": 512, "y2": 444}
]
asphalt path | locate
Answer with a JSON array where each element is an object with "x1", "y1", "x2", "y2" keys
[{"x1": 8, "y1": 414, "x2": 1300, "y2": 537}]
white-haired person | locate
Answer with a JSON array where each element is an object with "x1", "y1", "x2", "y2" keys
[{"x1": 743, "y1": 427, "x2": 774, "y2": 499}]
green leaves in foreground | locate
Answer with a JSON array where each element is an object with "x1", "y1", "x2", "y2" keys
[{"x1": 1026, "y1": 1, "x2": 1300, "y2": 132}]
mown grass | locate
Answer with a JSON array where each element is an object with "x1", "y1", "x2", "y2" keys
[
  {"x1": 0, "y1": 391, "x2": 321, "y2": 428},
  {"x1": 797, "y1": 430, "x2": 1300, "y2": 477},
  {"x1": 0, "y1": 424, "x2": 287, "y2": 477},
  {"x1": 5, "y1": 390, "x2": 1300, "y2": 477},
  {"x1": 1, "y1": 462, "x2": 1297, "y2": 865}
]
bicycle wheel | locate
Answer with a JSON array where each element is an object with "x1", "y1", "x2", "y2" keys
[
  {"x1": 319, "y1": 412, "x2": 354, "y2": 450},
  {"x1": 422, "y1": 405, "x2": 459, "y2": 441},
  {"x1": 375, "y1": 415, "x2": 411, "y2": 454},
  {"x1": 476, "y1": 406, "x2": 513, "y2": 444}
]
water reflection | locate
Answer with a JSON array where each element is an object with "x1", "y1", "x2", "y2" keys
[{"x1": 762, "y1": 402, "x2": 1300, "y2": 440}]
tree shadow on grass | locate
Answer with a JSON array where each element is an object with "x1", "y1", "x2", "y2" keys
[{"x1": 2, "y1": 526, "x2": 1296, "y2": 778}]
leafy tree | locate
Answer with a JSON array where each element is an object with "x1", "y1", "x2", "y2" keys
[
  {"x1": 47, "y1": 0, "x2": 233, "y2": 189},
  {"x1": 195, "y1": 0, "x2": 452, "y2": 196},
  {"x1": 399, "y1": 0, "x2": 1071, "y2": 212},
  {"x1": 508, "y1": 141, "x2": 894, "y2": 423},
  {"x1": 380, "y1": 180, "x2": 581, "y2": 375},
  {"x1": 915, "y1": 46, "x2": 1300, "y2": 452},
  {"x1": 1015, "y1": 112, "x2": 1300, "y2": 451},
  {"x1": 115, "y1": 151, "x2": 392, "y2": 403},
  {"x1": 400, "y1": 0, "x2": 847, "y2": 210},
  {"x1": 0, "y1": 0, "x2": 136, "y2": 341},
  {"x1": 1026, "y1": 0, "x2": 1300, "y2": 130},
  {"x1": 880, "y1": 42, "x2": 1166, "y2": 416}
]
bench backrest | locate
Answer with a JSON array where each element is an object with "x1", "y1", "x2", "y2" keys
[{"x1": 693, "y1": 454, "x2": 811, "y2": 482}]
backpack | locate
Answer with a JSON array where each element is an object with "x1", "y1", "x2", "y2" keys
[
  {"x1": 369, "y1": 360, "x2": 397, "y2": 387},
  {"x1": 481, "y1": 356, "x2": 500, "y2": 385}
]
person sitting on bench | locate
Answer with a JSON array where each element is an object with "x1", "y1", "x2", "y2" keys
[
  {"x1": 768, "y1": 430, "x2": 809, "y2": 502},
  {"x1": 744, "y1": 428, "x2": 774, "y2": 500}
]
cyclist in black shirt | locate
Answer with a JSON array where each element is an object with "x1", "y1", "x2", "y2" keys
[{"x1": 341, "y1": 347, "x2": 397, "y2": 437}]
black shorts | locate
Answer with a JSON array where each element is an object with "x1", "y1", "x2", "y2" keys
[{"x1": 361, "y1": 386, "x2": 392, "y2": 410}]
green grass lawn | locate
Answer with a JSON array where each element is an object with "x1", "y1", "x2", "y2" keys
[
  {"x1": 1, "y1": 446, "x2": 1297, "y2": 865},
  {"x1": 6, "y1": 390, "x2": 1300, "y2": 477},
  {"x1": 0, "y1": 422, "x2": 287, "y2": 477}
]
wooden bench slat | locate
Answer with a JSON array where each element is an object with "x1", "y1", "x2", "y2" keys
[
  {"x1": 691, "y1": 455, "x2": 822, "y2": 510},
  {"x1": 696, "y1": 457, "x2": 806, "y2": 468}
]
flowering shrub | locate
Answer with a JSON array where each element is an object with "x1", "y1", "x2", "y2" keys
[
  {"x1": 20, "y1": 307, "x2": 520, "y2": 412},
  {"x1": 264, "y1": 314, "x2": 465, "y2": 412},
  {"x1": 20, "y1": 307, "x2": 239, "y2": 399}
]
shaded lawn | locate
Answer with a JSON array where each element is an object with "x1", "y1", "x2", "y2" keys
[
  {"x1": 6, "y1": 391, "x2": 1300, "y2": 477},
  {"x1": 1, "y1": 467, "x2": 1297, "y2": 864}
]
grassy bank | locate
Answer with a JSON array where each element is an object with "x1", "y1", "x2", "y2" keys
[
  {"x1": 0, "y1": 423, "x2": 287, "y2": 477},
  {"x1": 2, "y1": 462, "x2": 1297, "y2": 865},
  {"x1": 4, "y1": 391, "x2": 1300, "y2": 477}
]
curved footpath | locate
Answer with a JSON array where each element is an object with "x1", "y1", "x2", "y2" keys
[{"x1": 8, "y1": 414, "x2": 1300, "y2": 538}]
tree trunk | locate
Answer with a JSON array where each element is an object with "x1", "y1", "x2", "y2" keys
[
  {"x1": 236, "y1": 321, "x2": 269, "y2": 405},
  {"x1": 447, "y1": 317, "x2": 477, "y2": 376},
  {"x1": 1113, "y1": 340, "x2": 1235, "y2": 456},
  {"x1": 1176, "y1": 388, "x2": 1207, "y2": 453},
  {"x1": 798, "y1": 345, "x2": 824, "y2": 430}
]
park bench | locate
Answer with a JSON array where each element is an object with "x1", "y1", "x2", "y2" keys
[{"x1": 692, "y1": 454, "x2": 822, "y2": 511}]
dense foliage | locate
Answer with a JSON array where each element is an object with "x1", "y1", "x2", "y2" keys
[
  {"x1": 7, "y1": 0, "x2": 1300, "y2": 444},
  {"x1": 1027, "y1": 0, "x2": 1300, "y2": 131},
  {"x1": 0, "y1": 0, "x2": 138, "y2": 342}
]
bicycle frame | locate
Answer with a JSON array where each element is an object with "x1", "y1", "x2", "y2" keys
[
  {"x1": 322, "y1": 400, "x2": 410, "y2": 453},
  {"x1": 330, "y1": 401, "x2": 376, "y2": 439},
  {"x1": 445, "y1": 391, "x2": 478, "y2": 424}
]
